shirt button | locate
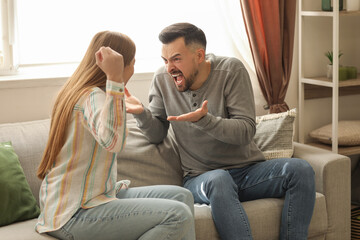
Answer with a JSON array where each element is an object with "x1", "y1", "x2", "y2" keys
[
  {"x1": 193, "y1": 103, "x2": 197, "y2": 107},
  {"x1": 119, "y1": 88, "x2": 123, "y2": 92}
]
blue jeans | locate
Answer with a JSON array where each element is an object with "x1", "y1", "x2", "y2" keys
[
  {"x1": 48, "y1": 185, "x2": 196, "y2": 240},
  {"x1": 183, "y1": 158, "x2": 316, "y2": 240}
]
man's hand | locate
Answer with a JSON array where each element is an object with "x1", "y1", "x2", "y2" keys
[
  {"x1": 167, "y1": 100, "x2": 208, "y2": 122},
  {"x1": 125, "y1": 88, "x2": 144, "y2": 114},
  {"x1": 95, "y1": 46, "x2": 124, "y2": 83}
]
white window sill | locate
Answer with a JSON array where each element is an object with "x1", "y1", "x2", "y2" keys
[{"x1": 0, "y1": 64, "x2": 154, "y2": 89}]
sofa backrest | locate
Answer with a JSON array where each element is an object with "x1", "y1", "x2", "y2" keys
[
  {"x1": 117, "y1": 119, "x2": 183, "y2": 187},
  {"x1": 0, "y1": 118, "x2": 183, "y2": 205},
  {"x1": 0, "y1": 119, "x2": 50, "y2": 204}
]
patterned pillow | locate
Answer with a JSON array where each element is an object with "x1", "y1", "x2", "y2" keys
[
  {"x1": 309, "y1": 121, "x2": 360, "y2": 146},
  {"x1": 254, "y1": 109, "x2": 296, "y2": 160}
]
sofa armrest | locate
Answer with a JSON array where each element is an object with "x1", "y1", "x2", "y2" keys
[{"x1": 293, "y1": 142, "x2": 351, "y2": 240}]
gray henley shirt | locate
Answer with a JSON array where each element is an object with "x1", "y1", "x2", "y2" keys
[{"x1": 134, "y1": 53, "x2": 265, "y2": 176}]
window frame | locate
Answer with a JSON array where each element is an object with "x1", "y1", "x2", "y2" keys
[{"x1": 0, "y1": 0, "x2": 18, "y2": 75}]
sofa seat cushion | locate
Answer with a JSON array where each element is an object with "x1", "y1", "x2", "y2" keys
[
  {"x1": 0, "y1": 219, "x2": 55, "y2": 240},
  {"x1": 0, "y1": 192, "x2": 327, "y2": 240},
  {"x1": 193, "y1": 192, "x2": 327, "y2": 240}
]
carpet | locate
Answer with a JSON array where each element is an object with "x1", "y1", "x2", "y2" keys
[{"x1": 352, "y1": 207, "x2": 360, "y2": 239}]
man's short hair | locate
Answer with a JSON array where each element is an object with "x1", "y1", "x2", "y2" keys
[{"x1": 159, "y1": 22, "x2": 207, "y2": 50}]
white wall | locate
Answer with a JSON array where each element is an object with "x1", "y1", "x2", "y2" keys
[
  {"x1": 0, "y1": 4, "x2": 359, "y2": 146},
  {"x1": 0, "y1": 83, "x2": 61, "y2": 123},
  {"x1": 0, "y1": 68, "x2": 288, "y2": 125},
  {"x1": 0, "y1": 72, "x2": 152, "y2": 124}
]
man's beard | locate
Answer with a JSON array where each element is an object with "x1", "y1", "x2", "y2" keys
[{"x1": 179, "y1": 70, "x2": 198, "y2": 92}]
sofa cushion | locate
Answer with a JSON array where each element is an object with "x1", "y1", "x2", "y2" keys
[
  {"x1": 0, "y1": 218, "x2": 55, "y2": 240},
  {"x1": 254, "y1": 109, "x2": 296, "y2": 160},
  {"x1": 247, "y1": 192, "x2": 327, "y2": 240},
  {"x1": 0, "y1": 141, "x2": 40, "y2": 226},
  {"x1": 309, "y1": 120, "x2": 360, "y2": 146},
  {"x1": 193, "y1": 192, "x2": 327, "y2": 240},
  {"x1": 117, "y1": 119, "x2": 183, "y2": 187}
]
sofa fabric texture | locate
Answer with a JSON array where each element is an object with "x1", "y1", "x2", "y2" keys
[{"x1": 0, "y1": 118, "x2": 351, "y2": 240}]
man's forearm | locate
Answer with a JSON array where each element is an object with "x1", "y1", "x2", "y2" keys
[
  {"x1": 133, "y1": 107, "x2": 169, "y2": 144},
  {"x1": 192, "y1": 113, "x2": 256, "y2": 146}
]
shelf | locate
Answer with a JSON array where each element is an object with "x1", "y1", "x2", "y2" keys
[
  {"x1": 304, "y1": 84, "x2": 360, "y2": 99},
  {"x1": 302, "y1": 75, "x2": 360, "y2": 99},
  {"x1": 308, "y1": 142, "x2": 360, "y2": 156},
  {"x1": 307, "y1": 76, "x2": 360, "y2": 87},
  {"x1": 301, "y1": 74, "x2": 360, "y2": 87},
  {"x1": 301, "y1": 10, "x2": 360, "y2": 17},
  {"x1": 298, "y1": 0, "x2": 360, "y2": 156},
  {"x1": 340, "y1": 10, "x2": 360, "y2": 16}
]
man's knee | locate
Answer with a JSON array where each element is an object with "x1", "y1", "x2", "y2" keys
[
  {"x1": 204, "y1": 170, "x2": 238, "y2": 196},
  {"x1": 287, "y1": 158, "x2": 315, "y2": 188}
]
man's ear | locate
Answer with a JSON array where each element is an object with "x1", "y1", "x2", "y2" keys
[{"x1": 196, "y1": 48, "x2": 206, "y2": 63}]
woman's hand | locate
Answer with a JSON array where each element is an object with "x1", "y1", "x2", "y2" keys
[
  {"x1": 95, "y1": 46, "x2": 124, "y2": 83},
  {"x1": 125, "y1": 88, "x2": 144, "y2": 114}
]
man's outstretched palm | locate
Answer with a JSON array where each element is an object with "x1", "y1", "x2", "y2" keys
[{"x1": 167, "y1": 100, "x2": 208, "y2": 122}]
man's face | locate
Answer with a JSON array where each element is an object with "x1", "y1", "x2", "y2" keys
[{"x1": 161, "y1": 37, "x2": 199, "y2": 92}]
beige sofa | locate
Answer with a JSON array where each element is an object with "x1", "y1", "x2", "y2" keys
[{"x1": 0, "y1": 118, "x2": 351, "y2": 240}]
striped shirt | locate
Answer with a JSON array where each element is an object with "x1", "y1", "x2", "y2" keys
[{"x1": 36, "y1": 80, "x2": 127, "y2": 233}]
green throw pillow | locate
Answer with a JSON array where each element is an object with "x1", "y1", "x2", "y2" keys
[{"x1": 0, "y1": 141, "x2": 40, "y2": 226}]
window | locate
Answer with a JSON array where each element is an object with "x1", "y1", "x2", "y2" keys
[
  {"x1": 1, "y1": 0, "x2": 245, "y2": 74},
  {"x1": 0, "y1": 0, "x2": 18, "y2": 74}
]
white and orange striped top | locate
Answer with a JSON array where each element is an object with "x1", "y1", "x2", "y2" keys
[{"x1": 36, "y1": 80, "x2": 127, "y2": 233}]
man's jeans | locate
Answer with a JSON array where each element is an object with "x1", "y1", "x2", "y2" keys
[
  {"x1": 48, "y1": 185, "x2": 195, "y2": 240},
  {"x1": 183, "y1": 158, "x2": 316, "y2": 240}
]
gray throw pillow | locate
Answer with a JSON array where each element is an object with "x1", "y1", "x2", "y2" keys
[{"x1": 254, "y1": 109, "x2": 296, "y2": 160}]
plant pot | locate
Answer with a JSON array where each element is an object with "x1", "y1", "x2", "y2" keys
[
  {"x1": 346, "y1": 66, "x2": 358, "y2": 79},
  {"x1": 327, "y1": 64, "x2": 349, "y2": 80},
  {"x1": 339, "y1": 66, "x2": 348, "y2": 81},
  {"x1": 327, "y1": 64, "x2": 333, "y2": 79}
]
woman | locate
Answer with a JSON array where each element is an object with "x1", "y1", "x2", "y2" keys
[{"x1": 36, "y1": 31, "x2": 195, "y2": 240}]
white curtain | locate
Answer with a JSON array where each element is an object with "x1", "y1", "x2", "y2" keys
[{"x1": 215, "y1": 0, "x2": 268, "y2": 115}]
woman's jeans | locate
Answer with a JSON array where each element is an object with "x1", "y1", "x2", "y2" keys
[
  {"x1": 183, "y1": 158, "x2": 316, "y2": 240},
  {"x1": 48, "y1": 185, "x2": 196, "y2": 240}
]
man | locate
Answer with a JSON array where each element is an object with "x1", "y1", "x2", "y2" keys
[{"x1": 125, "y1": 22, "x2": 315, "y2": 240}]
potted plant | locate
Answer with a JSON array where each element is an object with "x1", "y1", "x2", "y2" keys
[{"x1": 325, "y1": 50, "x2": 343, "y2": 79}]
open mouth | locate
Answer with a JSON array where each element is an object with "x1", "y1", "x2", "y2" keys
[{"x1": 171, "y1": 72, "x2": 184, "y2": 86}]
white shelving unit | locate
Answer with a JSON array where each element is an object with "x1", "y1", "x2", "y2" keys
[{"x1": 298, "y1": 0, "x2": 360, "y2": 156}]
